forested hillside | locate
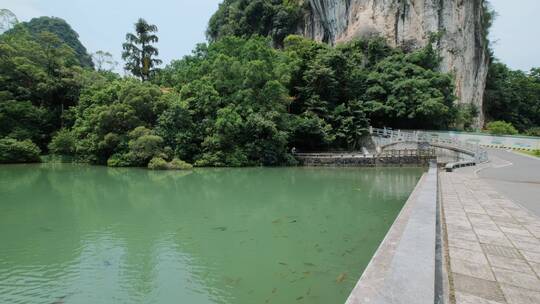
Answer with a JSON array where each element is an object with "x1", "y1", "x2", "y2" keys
[
  {"x1": 1, "y1": 1, "x2": 539, "y2": 167},
  {"x1": 5, "y1": 17, "x2": 94, "y2": 68}
]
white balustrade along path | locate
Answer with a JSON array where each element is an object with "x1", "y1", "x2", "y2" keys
[{"x1": 370, "y1": 127, "x2": 489, "y2": 163}]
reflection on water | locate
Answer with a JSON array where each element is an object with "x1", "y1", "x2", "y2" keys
[{"x1": 0, "y1": 164, "x2": 424, "y2": 304}]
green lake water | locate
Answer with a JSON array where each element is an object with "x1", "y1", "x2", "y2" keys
[{"x1": 0, "y1": 164, "x2": 424, "y2": 304}]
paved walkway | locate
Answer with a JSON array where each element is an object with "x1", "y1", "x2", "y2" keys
[{"x1": 440, "y1": 171, "x2": 540, "y2": 304}]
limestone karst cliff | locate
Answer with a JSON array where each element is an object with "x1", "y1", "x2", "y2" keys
[{"x1": 300, "y1": 0, "x2": 490, "y2": 127}]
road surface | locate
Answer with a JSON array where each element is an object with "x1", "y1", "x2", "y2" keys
[{"x1": 477, "y1": 149, "x2": 540, "y2": 216}]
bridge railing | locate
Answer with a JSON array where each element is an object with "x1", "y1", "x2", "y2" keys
[{"x1": 370, "y1": 127, "x2": 489, "y2": 163}]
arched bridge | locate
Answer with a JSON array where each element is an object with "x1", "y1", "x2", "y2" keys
[{"x1": 370, "y1": 127, "x2": 488, "y2": 163}]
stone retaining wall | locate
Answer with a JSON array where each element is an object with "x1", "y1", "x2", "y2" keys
[{"x1": 297, "y1": 154, "x2": 435, "y2": 167}]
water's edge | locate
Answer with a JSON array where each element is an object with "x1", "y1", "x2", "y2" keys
[{"x1": 345, "y1": 165, "x2": 439, "y2": 304}]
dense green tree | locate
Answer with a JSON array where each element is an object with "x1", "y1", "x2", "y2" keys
[
  {"x1": 484, "y1": 61, "x2": 540, "y2": 132},
  {"x1": 363, "y1": 49, "x2": 456, "y2": 129},
  {"x1": 156, "y1": 36, "x2": 297, "y2": 166},
  {"x1": 68, "y1": 79, "x2": 165, "y2": 165},
  {"x1": 282, "y1": 35, "x2": 455, "y2": 150},
  {"x1": 207, "y1": 0, "x2": 303, "y2": 46},
  {"x1": 0, "y1": 25, "x2": 85, "y2": 149},
  {"x1": 5, "y1": 17, "x2": 93, "y2": 67},
  {"x1": 122, "y1": 18, "x2": 162, "y2": 81}
]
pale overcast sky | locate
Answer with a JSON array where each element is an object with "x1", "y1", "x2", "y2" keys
[{"x1": 1, "y1": 0, "x2": 538, "y2": 71}]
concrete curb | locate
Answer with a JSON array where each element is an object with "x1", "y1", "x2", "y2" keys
[{"x1": 345, "y1": 165, "x2": 438, "y2": 304}]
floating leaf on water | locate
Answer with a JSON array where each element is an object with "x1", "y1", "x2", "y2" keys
[
  {"x1": 296, "y1": 296, "x2": 304, "y2": 301},
  {"x1": 336, "y1": 272, "x2": 347, "y2": 283},
  {"x1": 39, "y1": 227, "x2": 53, "y2": 232},
  {"x1": 289, "y1": 220, "x2": 298, "y2": 223},
  {"x1": 52, "y1": 295, "x2": 67, "y2": 304}
]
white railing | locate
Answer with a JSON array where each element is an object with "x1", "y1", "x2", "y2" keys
[{"x1": 370, "y1": 127, "x2": 489, "y2": 163}]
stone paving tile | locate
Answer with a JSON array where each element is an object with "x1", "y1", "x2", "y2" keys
[
  {"x1": 455, "y1": 292, "x2": 505, "y2": 304},
  {"x1": 486, "y1": 254, "x2": 535, "y2": 275},
  {"x1": 511, "y1": 239, "x2": 540, "y2": 253},
  {"x1": 491, "y1": 216, "x2": 519, "y2": 225},
  {"x1": 447, "y1": 228, "x2": 479, "y2": 242},
  {"x1": 500, "y1": 284, "x2": 540, "y2": 304},
  {"x1": 492, "y1": 267, "x2": 540, "y2": 291},
  {"x1": 451, "y1": 258, "x2": 495, "y2": 281},
  {"x1": 450, "y1": 246, "x2": 489, "y2": 265},
  {"x1": 520, "y1": 250, "x2": 540, "y2": 263},
  {"x1": 499, "y1": 226, "x2": 534, "y2": 237},
  {"x1": 441, "y1": 172, "x2": 540, "y2": 304},
  {"x1": 482, "y1": 244, "x2": 523, "y2": 259},
  {"x1": 476, "y1": 231, "x2": 514, "y2": 247},
  {"x1": 449, "y1": 238, "x2": 483, "y2": 252},
  {"x1": 453, "y1": 274, "x2": 506, "y2": 303}
]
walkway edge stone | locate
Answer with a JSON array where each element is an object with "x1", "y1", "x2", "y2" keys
[{"x1": 346, "y1": 165, "x2": 438, "y2": 304}]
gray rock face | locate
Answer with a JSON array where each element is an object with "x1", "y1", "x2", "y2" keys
[{"x1": 301, "y1": 0, "x2": 490, "y2": 127}]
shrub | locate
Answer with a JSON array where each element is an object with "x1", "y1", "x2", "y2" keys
[
  {"x1": 169, "y1": 158, "x2": 193, "y2": 170},
  {"x1": 48, "y1": 129, "x2": 76, "y2": 155},
  {"x1": 525, "y1": 127, "x2": 540, "y2": 137},
  {"x1": 107, "y1": 153, "x2": 133, "y2": 167},
  {"x1": 127, "y1": 127, "x2": 164, "y2": 166},
  {"x1": 0, "y1": 138, "x2": 41, "y2": 163},
  {"x1": 148, "y1": 157, "x2": 193, "y2": 170},
  {"x1": 148, "y1": 157, "x2": 169, "y2": 170},
  {"x1": 485, "y1": 121, "x2": 519, "y2": 136}
]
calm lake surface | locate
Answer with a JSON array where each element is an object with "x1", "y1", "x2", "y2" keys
[{"x1": 0, "y1": 164, "x2": 423, "y2": 304}]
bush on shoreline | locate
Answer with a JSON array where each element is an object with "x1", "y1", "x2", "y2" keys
[
  {"x1": 0, "y1": 138, "x2": 41, "y2": 163},
  {"x1": 148, "y1": 157, "x2": 193, "y2": 170}
]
